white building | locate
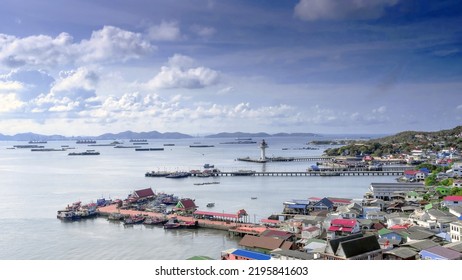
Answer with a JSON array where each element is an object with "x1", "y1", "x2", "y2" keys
[
  {"x1": 450, "y1": 221, "x2": 462, "y2": 243},
  {"x1": 369, "y1": 183, "x2": 423, "y2": 201}
]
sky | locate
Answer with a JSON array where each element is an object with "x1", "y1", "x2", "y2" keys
[{"x1": 0, "y1": 0, "x2": 461, "y2": 136}]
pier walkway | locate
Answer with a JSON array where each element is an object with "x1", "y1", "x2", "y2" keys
[
  {"x1": 237, "y1": 156, "x2": 333, "y2": 163},
  {"x1": 210, "y1": 170, "x2": 404, "y2": 177}
]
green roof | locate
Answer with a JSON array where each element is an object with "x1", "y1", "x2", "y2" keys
[{"x1": 378, "y1": 228, "x2": 393, "y2": 236}]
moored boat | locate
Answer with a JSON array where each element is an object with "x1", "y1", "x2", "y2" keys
[{"x1": 123, "y1": 215, "x2": 146, "y2": 225}]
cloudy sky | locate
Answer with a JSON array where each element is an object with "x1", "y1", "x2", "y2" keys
[{"x1": 0, "y1": 0, "x2": 461, "y2": 136}]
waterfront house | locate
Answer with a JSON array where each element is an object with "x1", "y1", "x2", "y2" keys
[
  {"x1": 369, "y1": 183, "x2": 423, "y2": 201},
  {"x1": 383, "y1": 247, "x2": 418, "y2": 260},
  {"x1": 173, "y1": 198, "x2": 197, "y2": 214},
  {"x1": 327, "y1": 218, "x2": 360, "y2": 239},
  {"x1": 419, "y1": 245, "x2": 462, "y2": 260},
  {"x1": 320, "y1": 233, "x2": 383, "y2": 260},
  {"x1": 282, "y1": 199, "x2": 310, "y2": 215},
  {"x1": 450, "y1": 221, "x2": 462, "y2": 243},
  {"x1": 310, "y1": 197, "x2": 334, "y2": 211},
  {"x1": 260, "y1": 229, "x2": 295, "y2": 241},
  {"x1": 442, "y1": 196, "x2": 462, "y2": 207},
  {"x1": 221, "y1": 248, "x2": 271, "y2": 260},
  {"x1": 238, "y1": 235, "x2": 294, "y2": 254},
  {"x1": 132, "y1": 188, "x2": 155, "y2": 200},
  {"x1": 443, "y1": 241, "x2": 462, "y2": 253}
]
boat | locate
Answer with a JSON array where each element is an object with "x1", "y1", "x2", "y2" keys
[
  {"x1": 129, "y1": 139, "x2": 147, "y2": 142},
  {"x1": 163, "y1": 143, "x2": 175, "y2": 146},
  {"x1": 68, "y1": 150, "x2": 100, "y2": 156},
  {"x1": 143, "y1": 216, "x2": 168, "y2": 225},
  {"x1": 56, "y1": 210, "x2": 80, "y2": 221},
  {"x1": 123, "y1": 215, "x2": 146, "y2": 225},
  {"x1": 206, "y1": 203, "x2": 215, "y2": 208},
  {"x1": 114, "y1": 145, "x2": 141, "y2": 149},
  {"x1": 29, "y1": 140, "x2": 47, "y2": 144},
  {"x1": 31, "y1": 148, "x2": 66, "y2": 152},
  {"x1": 189, "y1": 145, "x2": 214, "y2": 148},
  {"x1": 203, "y1": 163, "x2": 214, "y2": 168},
  {"x1": 165, "y1": 172, "x2": 190, "y2": 178},
  {"x1": 163, "y1": 218, "x2": 198, "y2": 229},
  {"x1": 107, "y1": 212, "x2": 125, "y2": 221},
  {"x1": 145, "y1": 171, "x2": 171, "y2": 177},
  {"x1": 135, "y1": 148, "x2": 164, "y2": 151},
  {"x1": 231, "y1": 170, "x2": 256, "y2": 176},
  {"x1": 76, "y1": 139, "x2": 96, "y2": 144},
  {"x1": 251, "y1": 197, "x2": 258, "y2": 200}
]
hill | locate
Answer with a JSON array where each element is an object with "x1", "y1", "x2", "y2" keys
[
  {"x1": 324, "y1": 126, "x2": 462, "y2": 157},
  {"x1": 205, "y1": 132, "x2": 318, "y2": 138}
]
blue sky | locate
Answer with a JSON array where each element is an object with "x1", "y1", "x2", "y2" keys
[{"x1": 0, "y1": 0, "x2": 461, "y2": 136}]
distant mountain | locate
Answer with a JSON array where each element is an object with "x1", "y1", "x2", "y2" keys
[
  {"x1": 205, "y1": 132, "x2": 318, "y2": 138},
  {"x1": 0, "y1": 130, "x2": 193, "y2": 141},
  {"x1": 95, "y1": 130, "x2": 193, "y2": 140}
]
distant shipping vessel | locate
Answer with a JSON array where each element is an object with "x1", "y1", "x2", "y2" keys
[
  {"x1": 76, "y1": 139, "x2": 96, "y2": 144},
  {"x1": 68, "y1": 150, "x2": 100, "y2": 156}
]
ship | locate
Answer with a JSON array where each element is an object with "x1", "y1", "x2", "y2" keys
[{"x1": 68, "y1": 150, "x2": 100, "y2": 156}]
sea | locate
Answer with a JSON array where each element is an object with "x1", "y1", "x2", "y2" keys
[{"x1": 0, "y1": 135, "x2": 396, "y2": 260}]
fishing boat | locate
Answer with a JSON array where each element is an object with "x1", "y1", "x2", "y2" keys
[
  {"x1": 68, "y1": 150, "x2": 100, "y2": 156},
  {"x1": 163, "y1": 218, "x2": 182, "y2": 229},
  {"x1": 143, "y1": 216, "x2": 168, "y2": 225},
  {"x1": 123, "y1": 215, "x2": 146, "y2": 225},
  {"x1": 165, "y1": 172, "x2": 190, "y2": 178},
  {"x1": 206, "y1": 203, "x2": 215, "y2": 208}
]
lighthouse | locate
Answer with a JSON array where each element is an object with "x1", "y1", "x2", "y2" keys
[{"x1": 259, "y1": 139, "x2": 268, "y2": 161}]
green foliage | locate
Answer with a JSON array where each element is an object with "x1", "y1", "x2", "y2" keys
[
  {"x1": 425, "y1": 174, "x2": 437, "y2": 186},
  {"x1": 449, "y1": 187, "x2": 462, "y2": 196},
  {"x1": 440, "y1": 178, "x2": 454, "y2": 186}
]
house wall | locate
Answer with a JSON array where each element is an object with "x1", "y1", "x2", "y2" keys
[{"x1": 450, "y1": 222, "x2": 462, "y2": 242}]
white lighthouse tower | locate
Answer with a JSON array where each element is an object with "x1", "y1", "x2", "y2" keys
[{"x1": 259, "y1": 139, "x2": 268, "y2": 161}]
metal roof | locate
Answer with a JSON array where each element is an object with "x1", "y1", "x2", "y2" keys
[{"x1": 231, "y1": 249, "x2": 271, "y2": 260}]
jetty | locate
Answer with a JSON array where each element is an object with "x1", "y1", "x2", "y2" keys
[
  {"x1": 237, "y1": 156, "x2": 333, "y2": 163},
  {"x1": 191, "y1": 170, "x2": 406, "y2": 177}
]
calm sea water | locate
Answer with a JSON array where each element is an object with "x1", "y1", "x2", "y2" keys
[{"x1": 0, "y1": 136, "x2": 395, "y2": 259}]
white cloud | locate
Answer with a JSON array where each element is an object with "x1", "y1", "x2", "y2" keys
[
  {"x1": 190, "y1": 25, "x2": 216, "y2": 37},
  {"x1": 0, "y1": 26, "x2": 155, "y2": 68},
  {"x1": 294, "y1": 0, "x2": 400, "y2": 21},
  {"x1": 0, "y1": 93, "x2": 25, "y2": 112},
  {"x1": 147, "y1": 54, "x2": 220, "y2": 89},
  {"x1": 147, "y1": 21, "x2": 182, "y2": 41}
]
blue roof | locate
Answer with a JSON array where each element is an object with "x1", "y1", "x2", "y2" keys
[
  {"x1": 232, "y1": 249, "x2": 271, "y2": 260},
  {"x1": 314, "y1": 197, "x2": 334, "y2": 208},
  {"x1": 288, "y1": 204, "x2": 308, "y2": 209}
]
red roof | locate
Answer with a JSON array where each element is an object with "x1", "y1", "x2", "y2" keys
[
  {"x1": 260, "y1": 219, "x2": 281, "y2": 224},
  {"x1": 308, "y1": 197, "x2": 351, "y2": 204},
  {"x1": 134, "y1": 188, "x2": 155, "y2": 198},
  {"x1": 404, "y1": 170, "x2": 419, "y2": 175},
  {"x1": 328, "y1": 226, "x2": 353, "y2": 232},
  {"x1": 444, "y1": 196, "x2": 462, "y2": 202},
  {"x1": 331, "y1": 219, "x2": 357, "y2": 227},
  {"x1": 193, "y1": 210, "x2": 238, "y2": 219}
]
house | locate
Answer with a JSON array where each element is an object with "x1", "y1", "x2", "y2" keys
[
  {"x1": 302, "y1": 239, "x2": 327, "y2": 255},
  {"x1": 377, "y1": 228, "x2": 404, "y2": 244},
  {"x1": 173, "y1": 198, "x2": 197, "y2": 214},
  {"x1": 270, "y1": 249, "x2": 313, "y2": 260},
  {"x1": 450, "y1": 221, "x2": 462, "y2": 243},
  {"x1": 452, "y1": 162, "x2": 462, "y2": 177},
  {"x1": 369, "y1": 183, "x2": 423, "y2": 201},
  {"x1": 320, "y1": 233, "x2": 382, "y2": 260},
  {"x1": 448, "y1": 205, "x2": 462, "y2": 218},
  {"x1": 282, "y1": 199, "x2": 310, "y2": 215},
  {"x1": 221, "y1": 248, "x2": 270, "y2": 260},
  {"x1": 383, "y1": 247, "x2": 418, "y2": 260},
  {"x1": 453, "y1": 180, "x2": 462, "y2": 187},
  {"x1": 327, "y1": 219, "x2": 360, "y2": 239},
  {"x1": 419, "y1": 245, "x2": 462, "y2": 260},
  {"x1": 442, "y1": 196, "x2": 462, "y2": 207},
  {"x1": 310, "y1": 197, "x2": 334, "y2": 211},
  {"x1": 404, "y1": 170, "x2": 426, "y2": 181},
  {"x1": 365, "y1": 211, "x2": 387, "y2": 221},
  {"x1": 132, "y1": 187, "x2": 155, "y2": 200},
  {"x1": 443, "y1": 241, "x2": 462, "y2": 253},
  {"x1": 238, "y1": 235, "x2": 294, "y2": 254},
  {"x1": 301, "y1": 226, "x2": 321, "y2": 239},
  {"x1": 260, "y1": 229, "x2": 294, "y2": 241}
]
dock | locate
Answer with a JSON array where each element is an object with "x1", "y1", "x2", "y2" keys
[
  {"x1": 202, "y1": 170, "x2": 405, "y2": 177},
  {"x1": 237, "y1": 156, "x2": 334, "y2": 163}
]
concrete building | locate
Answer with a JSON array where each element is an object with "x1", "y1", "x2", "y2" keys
[{"x1": 369, "y1": 183, "x2": 424, "y2": 201}]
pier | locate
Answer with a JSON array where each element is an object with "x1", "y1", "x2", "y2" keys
[
  {"x1": 237, "y1": 156, "x2": 334, "y2": 163},
  {"x1": 209, "y1": 170, "x2": 404, "y2": 177}
]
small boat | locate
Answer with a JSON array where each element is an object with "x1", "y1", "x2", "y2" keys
[
  {"x1": 251, "y1": 197, "x2": 258, "y2": 200},
  {"x1": 145, "y1": 171, "x2": 171, "y2": 177},
  {"x1": 206, "y1": 203, "x2": 215, "y2": 208},
  {"x1": 166, "y1": 172, "x2": 190, "y2": 178},
  {"x1": 143, "y1": 216, "x2": 168, "y2": 225},
  {"x1": 163, "y1": 218, "x2": 182, "y2": 229},
  {"x1": 123, "y1": 215, "x2": 146, "y2": 225},
  {"x1": 203, "y1": 163, "x2": 214, "y2": 168},
  {"x1": 56, "y1": 210, "x2": 80, "y2": 221}
]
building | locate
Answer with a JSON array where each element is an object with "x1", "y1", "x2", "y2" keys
[
  {"x1": 221, "y1": 248, "x2": 271, "y2": 260},
  {"x1": 453, "y1": 162, "x2": 462, "y2": 177},
  {"x1": 132, "y1": 188, "x2": 155, "y2": 200},
  {"x1": 173, "y1": 198, "x2": 197, "y2": 214},
  {"x1": 419, "y1": 245, "x2": 462, "y2": 260},
  {"x1": 369, "y1": 183, "x2": 423, "y2": 201},
  {"x1": 238, "y1": 235, "x2": 294, "y2": 254},
  {"x1": 442, "y1": 196, "x2": 462, "y2": 207},
  {"x1": 327, "y1": 219, "x2": 360, "y2": 239},
  {"x1": 450, "y1": 221, "x2": 462, "y2": 242},
  {"x1": 320, "y1": 233, "x2": 383, "y2": 260}
]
